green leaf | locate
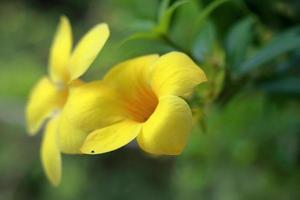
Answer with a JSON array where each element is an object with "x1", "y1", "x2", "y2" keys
[
  {"x1": 275, "y1": 51, "x2": 300, "y2": 74},
  {"x1": 158, "y1": 0, "x2": 171, "y2": 20},
  {"x1": 259, "y1": 78, "x2": 300, "y2": 95},
  {"x1": 122, "y1": 0, "x2": 188, "y2": 45},
  {"x1": 155, "y1": 0, "x2": 188, "y2": 34},
  {"x1": 225, "y1": 17, "x2": 255, "y2": 71},
  {"x1": 192, "y1": 21, "x2": 216, "y2": 61},
  {"x1": 128, "y1": 20, "x2": 157, "y2": 32},
  {"x1": 193, "y1": 0, "x2": 231, "y2": 31},
  {"x1": 170, "y1": 0, "x2": 200, "y2": 49},
  {"x1": 238, "y1": 26, "x2": 300, "y2": 75},
  {"x1": 189, "y1": 0, "x2": 231, "y2": 47},
  {"x1": 120, "y1": 31, "x2": 160, "y2": 46}
]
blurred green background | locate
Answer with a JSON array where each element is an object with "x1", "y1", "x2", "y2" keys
[{"x1": 0, "y1": 0, "x2": 300, "y2": 199}]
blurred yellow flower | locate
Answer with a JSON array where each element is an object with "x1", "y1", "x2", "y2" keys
[
  {"x1": 26, "y1": 16, "x2": 109, "y2": 186},
  {"x1": 58, "y1": 52, "x2": 207, "y2": 156}
]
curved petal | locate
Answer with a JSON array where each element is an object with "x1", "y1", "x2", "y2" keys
[
  {"x1": 151, "y1": 52, "x2": 207, "y2": 97},
  {"x1": 68, "y1": 23, "x2": 110, "y2": 81},
  {"x1": 61, "y1": 81, "x2": 126, "y2": 132},
  {"x1": 41, "y1": 117, "x2": 62, "y2": 186},
  {"x1": 57, "y1": 112, "x2": 89, "y2": 154},
  {"x1": 26, "y1": 77, "x2": 67, "y2": 135},
  {"x1": 103, "y1": 54, "x2": 159, "y2": 90},
  {"x1": 137, "y1": 95, "x2": 193, "y2": 155},
  {"x1": 80, "y1": 120, "x2": 142, "y2": 154},
  {"x1": 103, "y1": 55, "x2": 160, "y2": 122},
  {"x1": 49, "y1": 16, "x2": 72, "y2": 84}
]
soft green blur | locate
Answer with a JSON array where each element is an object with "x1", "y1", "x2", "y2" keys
[{"x1": 0, "y1": 0, "x2": 299, "y2": 199}]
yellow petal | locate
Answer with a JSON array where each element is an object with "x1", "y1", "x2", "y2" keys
[
  {"x1": 137, "y1": 95, "x2": 193, "y2": 155},
  {"x1": 151, "y1": 52, "x2": 207, "y2": 97},
  {"x1": 103, "y1": 54, "x2": 159, "y2": 91},
  {"x1": 41, "y1": 117, "x2": 62, "y2": 186},
  {"x1": 81, "y1": 120, "x2": 142, "y2": 154},
  {"x1": 57, "y1": 112, "x2": 89, "y2": 154},
  {"x1": 68, "y1": 23, "x2": 109, "y2": 81},
  {"x1": 61, "y1": 81, "x2": 125, "y2": 132},
  {"x1": 26, "y1": 77, "x2": 67, "y2": 135},
  {"x1": 103, "y1": 55, "x2": 160, "y2": 122},
  {"x1": 49, "y1": 16, "x2": 72, "y2": 84}
]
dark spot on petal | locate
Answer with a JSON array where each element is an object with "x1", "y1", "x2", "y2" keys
[{"x1": 91, "y1": 150, "x2": 95, "y2": 153}]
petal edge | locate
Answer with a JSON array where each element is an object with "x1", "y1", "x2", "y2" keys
[
  {"x1": 41, "y1": 117, "x2": 62, "y2": 186},
  {"x1": 48, "y1": 16, "x2": 72, "y2": 84},
  {"x1": 151, "y1": 52, "x2": 207, "y2": 97},
  {"x1": 68, "y1": 23, "x2": 110, "y2": 81},
  {"x1": 81, "y1": 120, "x2": 142, "y2": 154},
  {"x1": 26, "y1": 77, "x2": 67, "y2": 135},
  {"x1": 137, "y1": 95, "x2": 193, "y2": 155}
]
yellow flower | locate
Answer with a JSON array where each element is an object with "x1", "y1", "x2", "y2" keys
[
  {"x1": 58, "y1": 52, "x2": 207, "y2": 156},
  {"x1": 26, "y1": 16, "x2": 109, "y2": 186}
]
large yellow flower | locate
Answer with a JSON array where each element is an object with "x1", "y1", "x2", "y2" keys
[
  {"x1": 26, "y1": 16, "x2": 109, "y2": 186},
  {"x1": 58, "y1": 52, "x2": 207, "y2": 156}
]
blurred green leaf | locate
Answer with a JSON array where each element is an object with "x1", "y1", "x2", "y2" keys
[
  {"x1": 121, "y1": 31, "x2": 160, "y2": 45},
  {"x1": 192, "y1": 0, "x2": 231, "y2": 35},
  {"x1": 178, "y1": 92, "x2": 300, "y2": 199},
  {"x1": 128, "y1": 20, "x2": 157, "y2": 32},
  {"x1": 170, "y1": 0, "x2": 199, "y2": 49},
  {"x1": 275, "y1": 50, "x2": 300, "y2": 74},
  {"x1": 121, "y1": 0, "x2": 188, "y2": 46},
  {"x1": 196, "y1": 0, "x2": 230, "y2": 24},
  {"x1": 155, "y1": 0, "x2": 188, "y2": 34},
  {"x1": 192, "y1": 21, "x2": 216, "y2": 62},
  {"x1": 195, "y1": 44, "x2": 225, "y2": 103},
  {"x1": 238, "y1": 26, "x2": 300, "y2": 75},
  {"x1": 225, "y1": 17, "x2": 255, "y2": 71},
  {"x1": 259, "y1": 78, "x2": 300, "y2": 95},
  {"x1": 158, "y1": 0, "x2": 170, "y2": 20}
]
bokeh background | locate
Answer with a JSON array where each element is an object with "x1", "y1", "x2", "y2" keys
[{"x1": 0, "y1": 0, "x2": 300, "y2": 199}]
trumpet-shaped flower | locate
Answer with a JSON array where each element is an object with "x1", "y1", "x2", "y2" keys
[
  {"x1": 26, "y1": 16, "x2": 109, "y2": 185},
  {"x1": 58, "y1": 52, "x2": 207, "y2": 156}
]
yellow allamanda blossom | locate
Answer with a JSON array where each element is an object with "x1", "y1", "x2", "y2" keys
[
  {"x1": 58, "y1": 52, "x2": 207, "y2": 156},
  {"x1": 26, "y1": 16, "x2": 109, "y2": 186}
]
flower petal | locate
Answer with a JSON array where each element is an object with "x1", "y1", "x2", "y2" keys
[
  {"x1": 137, "y1": 95, "x2": 193, "y2": 155},
  {"x1": 49, "y1": 16, "x2": 72, "y2": 84},
  {"x1": 41, "y1": 117, "x2": 62, "y2": 186},
  {"x1": 68, "y1": 23, "x2": 109, "y2": 81},
  {"x1": 61, "y1": 81, "x2": 126, "y2": 132},
  {"x1": 80, "y1": 120, "x2": 142, "y2": 154},
  {"x1": 26, "y1": 77, "x2": 67, "y2": 135},
  {"x1": 103, "y1": 55, "x2": 160, "y2": 122},
  {"x1": 103, "y1": 54, "x2": 159, "y2": 91},
  {"x1": 151, "y1": 52, "x2": 207, "y2": 97},
  {"x1": 57, "y1": 112, "x2": 89, "y2": 154}
]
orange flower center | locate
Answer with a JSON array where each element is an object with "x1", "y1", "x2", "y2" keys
[{"x1": 122, "y1": 85, "x2": 158, "y2": 123}]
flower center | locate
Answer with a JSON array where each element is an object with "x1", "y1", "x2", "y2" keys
[{"x1": 123, "y1": 86, "x2": 158, "y2": 123}]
